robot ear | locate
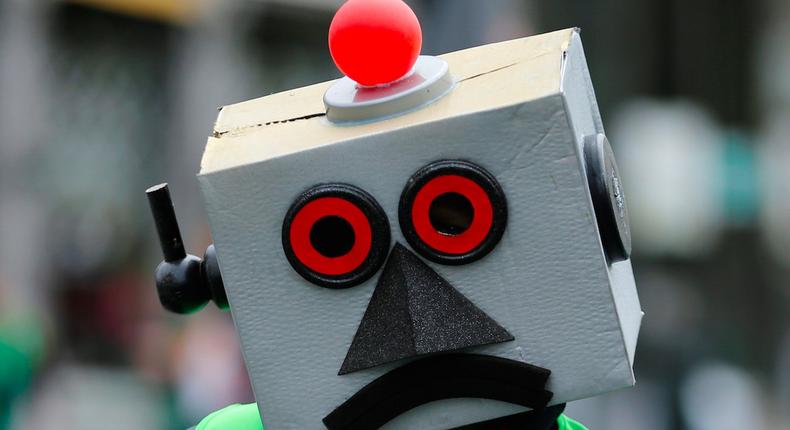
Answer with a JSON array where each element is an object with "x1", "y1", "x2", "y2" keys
[
  {"x1": 583, "y1": 134, "x2": 632, "y2": 263},
  {"x1": 147, "y1": 183, "x2": 228, "y2": 314}
]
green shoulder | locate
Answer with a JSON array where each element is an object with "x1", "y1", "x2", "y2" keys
[
  {"x1": 195, "y1": 404, "x2": 588, "y2": 430},
  {"x1": 196, "y1": 403, "x2": 264, "y2": 430},
  {"x1": 557, "y1": 414, "x2": 589, "y2": 430}
]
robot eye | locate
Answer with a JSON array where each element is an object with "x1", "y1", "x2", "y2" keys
[
  {"x1": 282, "y1": 184, "x2": 390, "y2": 289},
  {"x1": 399, "y1": 160, "x2": 507, "y2": 265}
]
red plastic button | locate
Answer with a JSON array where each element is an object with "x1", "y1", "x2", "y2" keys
[{"x1": 329, "y1": 0, "x2": 422, "y2": 87}]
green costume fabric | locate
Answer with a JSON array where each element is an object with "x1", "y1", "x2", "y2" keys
[
  {"x1": 195, "y1": 403, "x2": 589, "y2": 430},
  {"x1": 0, "y1": 315, "x2": 44, "y2": 430},
  {"x1": 196, "y1": 403, "x2": 263, "y2": 430},
  {"x1": 556, "y1": 414, "x2": 589, "y2": 430}
]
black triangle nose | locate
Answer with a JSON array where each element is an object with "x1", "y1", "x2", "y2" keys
[{"x1": 339, "y1": 243, "x2": 514, "y2": 375}]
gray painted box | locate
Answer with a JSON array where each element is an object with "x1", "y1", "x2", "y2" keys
[{"x1": 198, "y1": 29, "x2": 642, "y2": 429}]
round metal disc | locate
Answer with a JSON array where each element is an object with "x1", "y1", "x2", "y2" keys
[
  {"x1": 584, "y1": 134, "x2": 632, "y2": 262},
  {"x1": 324, "y1": 56, "x2": 454, "y2": 124}
]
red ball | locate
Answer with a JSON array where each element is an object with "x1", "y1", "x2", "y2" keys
[{"x1": 329, "y1": 0, "x2": 422, "y2": 87}]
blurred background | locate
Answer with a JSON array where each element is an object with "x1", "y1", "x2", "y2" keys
[{"x1": 0, "y1": 0, "x2": 788, "y2": 429}]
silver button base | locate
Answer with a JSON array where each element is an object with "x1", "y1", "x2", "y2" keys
[{"x1": 324, "y1": 56, "x2": 454, "y2": 124}]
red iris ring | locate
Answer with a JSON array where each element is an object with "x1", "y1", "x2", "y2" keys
[
  {"x1": 290, "y1": 197, "x2": 372, "y2": 276},
  {"x1": 399, "y1": 160, "x2": 507, "y2": 265},
  {"x1": 283, "y1": 184, "x2": 390, "y2": 289},
  {"x1": 412, "y1": 175, "x2": 493, "y2": 254}
]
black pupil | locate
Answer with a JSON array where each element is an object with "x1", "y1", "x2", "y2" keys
[
  {"x1": 429, "y1": 192, "x2": 474, "y2": 236},
  {"x1": 310, "y1": 216, "x2": 356, "y2": 257}
]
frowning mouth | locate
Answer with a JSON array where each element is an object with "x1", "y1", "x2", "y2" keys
[{"x1": 323, "y1": 354, "x2": 554, "y2": 430}]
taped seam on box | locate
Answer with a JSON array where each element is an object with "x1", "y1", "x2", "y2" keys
[{"x1": 212, "y1": 112, "x2": 328, "y2": 139}]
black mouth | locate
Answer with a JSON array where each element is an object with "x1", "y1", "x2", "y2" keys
[
  {"x1": 323, "y1": 354, "x2": 554, "y2": 430},
  {"x1": 451, "y1": 403, "x2": 566, "y2": 430}
]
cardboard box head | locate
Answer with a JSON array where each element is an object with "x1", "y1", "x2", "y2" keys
[{"x1": 199, "y1": 28, "x2": 642, "y2": 429}]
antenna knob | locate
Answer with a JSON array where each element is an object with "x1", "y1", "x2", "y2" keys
[{"x1": 146, "y1": 183, "x2": 228, "y2": 314}]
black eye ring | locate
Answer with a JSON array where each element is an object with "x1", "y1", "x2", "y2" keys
[
  {"x1": 282, "y1": 184, "x2": 390, "y2": 289},
  {"x1": 399, "y1": 160, "x2": 507, "y2": 265}
]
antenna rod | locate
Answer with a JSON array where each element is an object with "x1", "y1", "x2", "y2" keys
[{"x1": 146, "y1": 183, "x2": 187, "y2": 262}]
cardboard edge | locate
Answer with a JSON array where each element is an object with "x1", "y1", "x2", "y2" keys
[
  {"x1": 196, "y1": 173, "x2": 270, "y2": 423},
  {"x1": 200, "y1": 30, "x2": 579, "y2": 175},
  {"x1": 559, "y1": 30, "x2": 641, "y2": 385},
  {"x1": 211, "y1": 28, "x2": 576, "y2": 136}
]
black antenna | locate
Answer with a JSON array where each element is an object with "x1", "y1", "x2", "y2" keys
[
  {"x1": 146, "y1": 183, "x2": 228, "y2": 314},
  {"x1": 147, "y1": 183, "x2": 187, "y2": 262}
]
